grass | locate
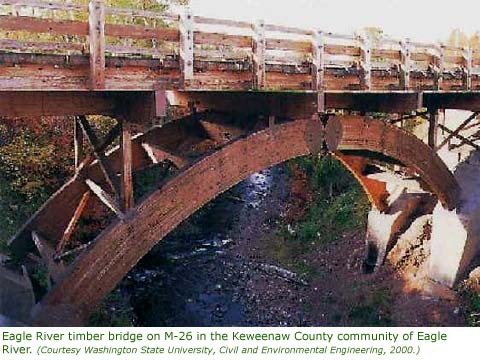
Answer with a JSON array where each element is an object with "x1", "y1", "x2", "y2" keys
[
  {"x1": 264, "y1": 154, "x2": 369, "y2": 282},
  {"x1": 459, "y1": 281, "x2": 480, "y2": 327},
  {"x1": 348, "y1": 288, "x2": 394, "y2": 326}
]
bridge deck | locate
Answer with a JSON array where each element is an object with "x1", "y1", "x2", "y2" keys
[{"x1": 2, "y1": 0, "x2": 480, "y2": 95}]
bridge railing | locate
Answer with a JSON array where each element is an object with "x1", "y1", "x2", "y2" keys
[{"x1": 1, "y1": 0, "x2": 480, "y2": 92}]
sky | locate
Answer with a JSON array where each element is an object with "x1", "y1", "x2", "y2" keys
[{"x1": 186, "y1": 0, "x2": 480, "y2": 43}]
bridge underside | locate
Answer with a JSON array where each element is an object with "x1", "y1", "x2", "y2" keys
[
  {"x1": 1, "y1": 109, "x2": 455, "y2": 326},
  {"x1": 4, "y1": 90, "x2": 480, "y2": 121}
]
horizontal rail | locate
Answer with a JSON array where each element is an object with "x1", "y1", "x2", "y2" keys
[
  {"x1": 0, "y1": 0, "x2": 85, "y2": 11},
  {"x1": 1, "y1": 1, "x2": 480, "y2": 93}
]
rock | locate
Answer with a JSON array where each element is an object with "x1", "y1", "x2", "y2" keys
[
  {"x1": 465, "y1": 267, "x2": 480, "y2": 293},
  {"x1": 387, "y1": 215, "x2": 431, "y2": 267}
]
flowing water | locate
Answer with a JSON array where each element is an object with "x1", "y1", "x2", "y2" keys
[{"x1": 127, "y1": 169, "x2": 276, "y2": 326}]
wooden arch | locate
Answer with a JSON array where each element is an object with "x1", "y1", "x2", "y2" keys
[{"x1": 21, "y1": 115, "x2": 458, "y2": 325}]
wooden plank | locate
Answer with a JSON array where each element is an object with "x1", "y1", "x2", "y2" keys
[
  {"x1": 179, "y1": 9, "x2": 194, "y2": 87},
  {"x1": 264, "y1": 23, "x2": 312, "y2": 35},
  {"x1": 77, "y1": 116, "x2": 119, "y2": 196},
  {"x1": 0, "y1": 15, "x2": 88, "y2": 35},
  {"x1": 74, "y1": 117, "x2": 84, "y2": 170},
  {"x1": 85, "y1": 179, "x2": 124, "y2": 219},
  {"x1": 265, "y1": 52, "x2": 307, "y2": 64},
  {"x1": 265, "y1": 38, "x2": 311, "y2": 52},
  {"x1": 194, "y1": 31, "x2": 252, "y2": 48},
  {"x1": 105, "y1": 6, "x2": 178, "y2": 21},
  {"x1": 120, "y1": 120, "x2": 134, "y2": 211},
  {"x1": 88, "y1": 0, "x2": 105, "y2": 90},
  {"x1": 105, "y1": 23, "x2": 179, "y2": 41},
  {"x1": 105, "y1": 44, "x2": 170, "y2": 58},
  {"x1": 194, "y1": 48, "x2": 250, "y2": 61},
  {"x1": 411, "y1": 52, "x2": 435, "y2": 62},
  {"x1": 443, "y1": 55, "x2": 465, "y2": 65},
  {"x1": 141, "y1": 143, "x2": 187, "y2": 168},
  {"x1": 56, "y1": 191, "x2": 91, "y2": 253},
  {"x1": 0, "y1": 91, "x2": 116, "y2": 117},
  {"x1": 31, "y1": 231, "x2": 65, "y2": 283},
  {"x1": 194, "y1": 15, "x2": 251, "y2": 29},
  {"x1": 325, "y1": 44, "x2": 361, "y2": 57},
  {"x1": 372, "y1": 48, "x2": 401, "y2": 60},
  {"x1": 0, "y1": 0, "x2": 86, "y2": 12},
  {"x1": 253, "y1": 19, "x2": 266, "y2": 90},
  {"x1": 0, "y1": 39, "x2": 84, "y2": 54}
]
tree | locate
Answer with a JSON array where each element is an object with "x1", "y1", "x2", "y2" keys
[{"x1": 447, "y1": 28, "x2": 469, "y2": 48}]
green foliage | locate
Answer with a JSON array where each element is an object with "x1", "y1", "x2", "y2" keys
[
  {"x1": 29, "y1": 264, "x2": 50, "y2": 300},
  {"x1": 287, "y1": 155, "x2": 369, "y2": 246},
  {"x1": 348, "y1": 288, "x2": 394, "y2": 326},
  {"x1": 459, "y1": 283, "x2": 480, "y2": 327},
  {"x1": 0, "y1": 115, "x2": 117, "y2": 250},
  {"x1": 266, "y1": 155, "x2": 369, "y2": 281}
]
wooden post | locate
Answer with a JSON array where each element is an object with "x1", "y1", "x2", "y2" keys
[
  {"x1": 400, "y1": 39, "x2": 411, "y2": 90},
  {"x1": 74, "y1": 116, "x2": 84, "y2": 170},
  {"x1": 464, "y1": 47, "x2": 472, "y2": 90},
  {"x1": 88, "y1": 0, "x2": 105, "y2": 90},
  {"x1": 428, "y1": 109, "x2": 439, "y2": 149},
  {"x1": 253, "y1": 19, "x2": 266, "y2": 90},
  {"x1": 120, "y1": 119, "x2": 134, "y2": 211},
  {"x1": 436, "y1": 44, "x2": 445, "y2": 90},
  {"x1": 268, "y1": 115, "x2": 275, "y2": 128},
  {"x1": 360, "y1": 34, "x2": 371, "y2": 90},
  {"x1": 179, "y1": 8, "x2": 194, "y2": 88},
  {"x1": 312, "y1": 30, "x2": 325, "y2": 112}
]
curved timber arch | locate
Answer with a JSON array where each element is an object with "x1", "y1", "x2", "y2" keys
[
  {"x1": 30, "y1": 115, "x2": 459, "y2": 326},
  {"x1": 326, "y1": 115, "x2": 460, "y2": 210}
]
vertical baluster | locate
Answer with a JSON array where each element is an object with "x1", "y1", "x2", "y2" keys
[
  {"x1": 464, "y1": 47, "x2": 472, "y2": 90},
  {"x1": 360, "y1": 34, "x2": 371, "y2": 90},
  {"x1": 88, "y1": 0, "x2": 105, "y2": 90},
  {"x1": 253, "y1": 19, "x2": 266, "y2": 90},
  {"x1": 312, "y1": 30, "x2": 325, "y2": 112},
  {"x1": 180, "y1": 9, "x2": 194, "y2": 88},
  {"x1": 400, "y1": 39, "x2": 411, "y2": 90},
  {"x1": 436, "y1": 43, "x2": 445, "y2": 90}
]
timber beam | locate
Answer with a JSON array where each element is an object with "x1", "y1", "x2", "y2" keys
[
  {"x1": 0, "y1": 91, "x2": 164, "y2": 122},
  {"x1": 77, "y1": 116, "x2": 120, "y2": 196},
  {"x1": 438, "y1": 124, "x2": 480, "y2": 151},
  {"x1": 436, "y1": 111, "x2": 479, "y2": 151}
]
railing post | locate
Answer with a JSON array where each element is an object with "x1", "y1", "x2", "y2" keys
[
  {"x1": 180, "y1": 9, "x2": 194, "y2": 88},
  {"x1": 436, "y1": 44, "x2": 445, "y2": 90},
  {"x1": 400, "y1": 39, "x2": 411, "y2": 90},
  {"x1": 312, "y1": 30, "x2": 325, "y2": 112},
  {"x1": 464, "y1": 47, "x2": 472, "y2": 90},
  {"x1": 359, "y1": 34, "x2": 371, "y2": 90},
  {"x1": 253, "y1": 19, "x2": 266, "y2": 90},
  {"x1": 88, "y1": 0, "x2": 105, "y2": 90}
]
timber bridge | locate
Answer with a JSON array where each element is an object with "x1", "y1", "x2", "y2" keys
[{"x1": 0, "y1": 0, "x2": 480, "y2": 326}]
